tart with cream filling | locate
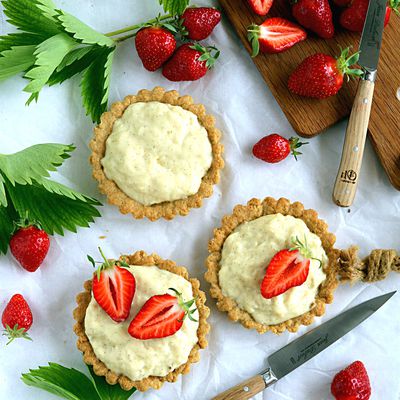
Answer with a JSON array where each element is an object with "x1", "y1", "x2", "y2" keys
[
  {"x1": 90, "y1": 86, "x2": 224, "y2": 221},
  {"x1": 205, "y1": 197, "x2": 338, "y2": 334},
  {"x1": 73, "y1": 251, "x2": 210, "y2": 391}
]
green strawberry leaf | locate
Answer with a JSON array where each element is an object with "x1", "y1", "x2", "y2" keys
[
  {"x1": 0, "y1": 32, "x2": 46, "y2": 52},
  {"x1": 88, "y1": 366, "x2": 136, "y2": 400},
  {"x1": 23, "y1": 33, "x2": 77, "y2": 102},
  {"x1": 0, "y1": 202, "x2": 17, "y2": 254},
  {"x1": 56, "y1": 10, "x2": 115, "y2": 47},
  {"x1": 81, "y1": 46, "x2": 115, "y2": 123},
  {"x1": 159, "y1": 0, "x2": 189, "y2": 16},
  {"x1": 0, "y1": 45, "x2": 37, "y2": 81},
  {"x1": 21, "y1": 363, "x2": 102, "y2": 400}
]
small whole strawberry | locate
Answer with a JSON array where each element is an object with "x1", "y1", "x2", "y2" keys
[
  {"x1": 252, "y1": 134, "x2": 307, "y2": 163},
  {"x1": 288, "y1": 47, "x2": 363, "y2": 99},
  {"x1": 181, "y1": 7, "x2": 221, "y2": 40},
  {"x1": 2, "y1": 294, "x2": 33, "y2": 345},
  {"x1": 135, "y1": 26, "x2": 176, "y2": 71},
  {"x1": 162, "y1": 43, "x2": 219, "y2": 82},
  {"x1": 331, "y1": 361, "x2": 371, "y2": 400},
  {"x1": 340, "y1": 0, "x2": 398, "y2": 32},
  {"x1": 247, "y1": 0, "x2": 274, "y2": 16},
  {"x1": 292, "y1": 0, "x2": 335, "y2": 39},
  {"x1": 247, "y1": 17, "x2": 307, "y2": 56},
  {"x1": 10, "y1": 220, "x2": 50, "y2": 272},
  {"x1": 89, "y1": 248, "x2": 136, "y2": 323},
  {"x1": 128, "y1": 288, "x2": 197, "y2": 340}
]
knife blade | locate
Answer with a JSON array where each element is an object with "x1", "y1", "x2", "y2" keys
[
  {"x1": 332, "y1": 0, "x2": 387, "y2": 207},
  {"x1": 212, "y1": 291, "x2": 395, "y2": 400}
]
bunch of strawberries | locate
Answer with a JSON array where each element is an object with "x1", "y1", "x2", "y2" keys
[{"x1": 135, "y1": 7, "x2": 222, "y2": 81}]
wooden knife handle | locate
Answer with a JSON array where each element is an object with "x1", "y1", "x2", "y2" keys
[
  {"x1": 212, "y1": 375, "x2": 266, "y2": 400},
  {"x1": 333, "y1": 79, "x2": 375, "y2": 207}
]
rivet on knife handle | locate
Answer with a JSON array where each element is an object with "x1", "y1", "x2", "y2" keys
[
  {"x1": 333, "y1": 79, "x2": 375, "y2": 207},
  {"x1": 212, "y1": 368, "x2": 277, "y2": 400}
]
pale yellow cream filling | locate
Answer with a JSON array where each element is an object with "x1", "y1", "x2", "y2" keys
[
  {"x1": 101, "y1": 101, "x2": 213, "y2": 206},
  {"x1": 85, "y1": 265, "x2": 199, "y2": 381},
  {"x1": 219, "y1": 214, "x2": 327, "y2": 325}
]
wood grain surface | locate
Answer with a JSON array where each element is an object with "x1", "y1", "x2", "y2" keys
[
  {"x1": 219, "y1": 0, "x2": 400, "y2": 190},
  {"x1": 212, "y1": 375, "x2": 266, "y2": 400}
]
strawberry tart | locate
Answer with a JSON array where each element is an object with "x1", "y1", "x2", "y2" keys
[
  {"x1": 90, "y1": 86, "x2": 224, "y2": 221},
  {"x1": 205, "y1": 197, "x2": 338, "y2": 334},
  {"x1": 73, "y1": 250, "x2": 210, "y2": 391}
]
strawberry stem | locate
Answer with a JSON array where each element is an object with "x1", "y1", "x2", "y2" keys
[
  {"x1": 3, "y1": 324, "x2": 32, "y2": 346},
  {"x1": 98, "y1": 247, "x2": 112, "y2": 268},
  {"x1": 168, "y1": 288, "x2": 198, "y2": 322},
  {"x1": 336, "y1": 47, "x2": 364, "y2": 80},
  {"x1": 289, "y1": 137, "x2": 308, "y2": 161},
  {"x1": 189, "y1": 43, "x2": 220, "y2": 69},
  {"x1": 247, "y1": 24, "x2": 261, "y2": 58},
  {"x1": 290, "y1": 236, "x2": 322, "y2": 268},
  {"x1": 389, "y1": 0, "x2": 400, "y2": 14}
]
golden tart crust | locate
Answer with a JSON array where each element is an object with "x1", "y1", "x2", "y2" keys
[
  {"x1": 73, "y1": 251, "x2": 210, "y2": 392},
  {"x1": 205, "y1": 197, "x2": 339, "y2": 335},
  {"x1": 90, "y1": 86, "x2": 224, "y2": 221}
]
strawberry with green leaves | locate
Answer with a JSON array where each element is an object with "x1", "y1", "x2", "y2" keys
[
  {"x1": 260, "y1": 237, "x2": 320, "y2": 299},
  {"x1": 89, "y1": 248, "x2": 136, "y2": 322},
  {"x1": 288, "y1": 47, "x2": 363, "y2": 99},
  {"x1": 10, "y1": 219, "x2": 50, "y2": 273},
  {"x1": 162, "y1": 43, "x2": 220, "y2": 81},
  {"x1": 180, "y1": 7, "x2": 221, "y2": 40},
  {"x1": 248, "y1": 17, "x2": 307, "y2": 56},
  {"x1": 128, "y1": 288, "x2": 197, "y2": 340},
  {"x1": 2, "y1": 294, "x2": 33, "y2": 345}
]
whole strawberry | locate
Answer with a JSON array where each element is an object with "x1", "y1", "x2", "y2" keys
[
  {"x1": 252, "y1": 134, "x2": 307, "y2": 163},
  {"x1": 181, "y1": 7, "x2": 221, "y2": 40},
  {"x1": 10, "y1": 222, "x2": 50, "y2": 272},
  {"x1": 340, "y1": 0, "x2": 398, "y2": 32},
  {"x1": 288, "y1": 47, "x2": 363, "y2": 99},
  {"x1": 331, "y1": 361, "x2": 371, "y2": 400},
  {"x1": 135, "y1": 26, "x2": 176, "y2": 71},
  {"x1": 2, "y1": 294, "x2": 33, "y2": 345},
  {"x1": 162, "y1": 43, "x2": 219, "y2": 82},
  {"x1": 292, "y1": 0, "x2": 334, "y2": 39}
]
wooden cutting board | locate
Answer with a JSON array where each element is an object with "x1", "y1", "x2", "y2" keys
[{"x1": 219, "y1": 0, "x2": 400, "y2": 190}]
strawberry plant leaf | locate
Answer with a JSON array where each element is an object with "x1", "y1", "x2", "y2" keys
[
  {"x1": 81, "y1": 46, "x2": 115, "y2": 123},
  {"x1": 0, "y1": 203, "x2": 17, "y2": 254},
  {"x1": 23, "y1": 33, "x2": 77, "y2": 100},
  {"x1": 0, "y1": 143, "x2": 75, "y2": 190},
  {"x1": 0, "y1": 32, "x2": 46, "y2": 52},
  {"x1": 2, "y1": 0, "x2": 60, "y2": 37},
  {"x1": 0, "y1": 45, "x2": 37, "y2": 81},
  {"x1": 21, "y1": 363, "x2": 101, "y2": 400},
  {"x1": 56, "y1": 10, "x2": 115, "y2": 47},
  {"x1": 159, "y1": 0, "x2": 189, "y2": 16},
  {"x1": 6, "y1": 180, "x2": 101, "y2": 236},
  {"x1": 88, "y1": 366, "x2": 136, "y2": 400}
]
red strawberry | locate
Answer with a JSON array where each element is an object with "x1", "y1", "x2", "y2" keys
[
  {"x1": 252, "y1": 134, "x2": 307, "y2": 163},
  {"x1": 181, "y1": 7, "x2": 221, "y2": 40},
  {"x1": 90, "y1": 248, "x2": 136, "y2": 322},
  {"x1": 162, "y1": 43, "x2": 219, "y2": 82},
  {"x1": 331, "y1": 361, "x2": 371, "y2": 400},
  {"x1": 288, "y1": 47, "x2": 363, "y2": 99},
  {"x1": 128, "y1": 288, "x2": 197, "y2": 340},
  {"x1": 247, "y1": 18, "x2": 307, "y2": 56},
  {"x1": 10, "y1": 222, "x2": 50, "y2": 272},
  {"x1": 340, "y1": 0, "x2": 398, "y2": 32},
  {"x1": 292, "y1": 0, "x2": 334, "y2": 39},
  {"x1": 247, "y1": 0, "x2": 274, "y2": 15},
  {"x1": 2, "y1": 294, "x2": 33, "y2": 345},
  {"x1": 135, "y1": 26, "x2": 176, "y2": 71}
]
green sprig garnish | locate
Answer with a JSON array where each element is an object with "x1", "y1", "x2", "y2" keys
[
  {"x1": 0, "y1": 144, "x2": 101, "y2": 254},
  {"x1": 21, "y1": 363, "x2": 136, "y2": 400}
]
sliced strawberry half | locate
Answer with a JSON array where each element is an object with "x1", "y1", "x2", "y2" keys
[
  {"x1": 89, "y1": 248, "x2": 136, "y2": 322},
  {"x1": 128, "y1": 288, "x2": 197, "y2": 340},
  {"x1": 247, "y1": 17, "x2": 307, "y2": 57},
  {"x1": 247, "y1": 0, "x2": 274, "y2": 15}
]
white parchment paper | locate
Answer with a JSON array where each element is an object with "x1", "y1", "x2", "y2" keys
[{"x1": 0, "y1": 1, "x2": 399, "y2": 399}]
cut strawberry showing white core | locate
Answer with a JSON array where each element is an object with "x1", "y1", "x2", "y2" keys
[
  {"x1": 260, "y1": 248, "x2": 310, "y2": 299},
  {"x1": 247, "y1": 0, "x2": 274, "y2": 15},
  {"x1": 128, "y1": 288, "x2": 197, "y2": 340},
  {"x1": 90, "y1": 248, "x2": 136, "y2": 323},
  {"x1": 247, "y1": 17, "x2": 307, "y2": 57}
]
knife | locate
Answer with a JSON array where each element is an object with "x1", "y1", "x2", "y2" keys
[
  {"x1": 212, "y1": 291, "x2": 395, "y2": 400},
  {"x1": 332, "y1": 0, "x2": 387, "y2": 207}
]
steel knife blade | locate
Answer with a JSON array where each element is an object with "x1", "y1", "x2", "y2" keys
[
  {"x1": 358, "y1": 0, "x2": 388, "y2": 74},
  {"x1": 267, "y1": 291, "x2": 395, "y2": 381}
]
